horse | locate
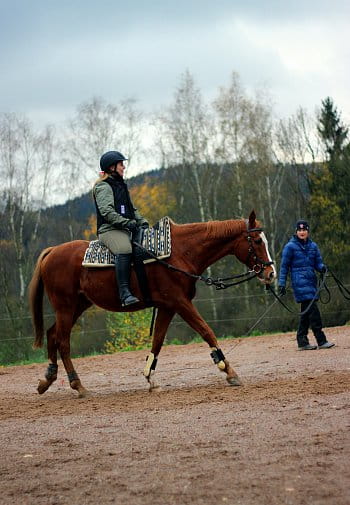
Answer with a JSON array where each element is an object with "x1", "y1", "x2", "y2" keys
[{"x1": 29, "y1": 210, "x2": 276, "y2": 397}]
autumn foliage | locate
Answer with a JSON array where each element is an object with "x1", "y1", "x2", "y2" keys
[
  {"x1": 83, "y1": 178, "x2": 176, "y2": 242},
  {"x1": 129, "y1": 178, "x2": 176, "y2": 225}
]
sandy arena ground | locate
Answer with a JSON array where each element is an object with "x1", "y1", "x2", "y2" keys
[{"x1": 0, "y1": 325, "x2": 349, "y2": 505}]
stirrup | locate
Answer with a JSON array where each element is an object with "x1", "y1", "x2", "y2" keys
[{"x1": 121, "y1": 294, "x2": 140, "y2": 306}]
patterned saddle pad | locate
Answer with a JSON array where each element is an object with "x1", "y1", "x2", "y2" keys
[{"x1": 82, "y1": 216, "x2": 172, "y2": 267}]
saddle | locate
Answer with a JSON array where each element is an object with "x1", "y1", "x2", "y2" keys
[{"x1": 82, "y1": 216, "x2": 172, "y2": 267}]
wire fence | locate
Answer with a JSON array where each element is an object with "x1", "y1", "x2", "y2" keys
[
  {"x1": 0, "y1": 286, "x2": 349, "y2": 345},
  {"x1": 0, "y1": 283, "x2": 349, "y2": 322}
]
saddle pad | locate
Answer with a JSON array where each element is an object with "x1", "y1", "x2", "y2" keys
[{"x1": 82, "y1": 216, "x2": 171, "y2": 267}]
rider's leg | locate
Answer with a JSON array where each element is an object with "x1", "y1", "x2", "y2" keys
[
  {"x1": 133, "y1": 244, "x2": 152, "y2": 305},
  {"x1": 98, "y1": 230, "x2": 139, "y2": 306},
  {"x1": 115, "y1": 253, "x2": 140, "y2": 306}
]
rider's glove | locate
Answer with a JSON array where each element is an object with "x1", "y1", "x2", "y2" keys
[
  {"x1": 278, "y1": 285, "x2": 286, "y2": 297},
  {"x1": 321, "y1": 265, "x2": 327, "y2": 274},
  {"x1": 140, "y1": 221, "x2": 149, "y2": 230},
  {"x1": 125, "y1": 220, "x2": 138, "y2": 232}
]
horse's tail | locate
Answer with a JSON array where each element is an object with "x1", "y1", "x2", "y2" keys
[{"x1": 29, "y1": 247, "x2": 53, "y2": 349}]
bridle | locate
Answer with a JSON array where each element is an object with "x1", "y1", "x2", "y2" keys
[
  {"x1": 132, "y1": 225, "x2": 274, "y2": 290},
  {"x1": 245, "y1": 227, "x2": 274, "y2": 275}
]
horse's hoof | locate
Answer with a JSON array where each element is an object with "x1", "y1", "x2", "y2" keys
[
  {"x1": 37, "y1": 379, "x2": 50, "y2": 394},
  {"x1": 149, "y1": 385, "x2": 162, "y2": 393},
  {"x1": 77, "y1": 388, "x2": 89, "y2": 398},
  {"x1": 227, "y1": 376, "x2": 242, "y2": 386}
]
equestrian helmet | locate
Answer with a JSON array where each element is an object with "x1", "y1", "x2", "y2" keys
[{"x1": 100, "y1": 151, "x2": 128, "y2": 172}]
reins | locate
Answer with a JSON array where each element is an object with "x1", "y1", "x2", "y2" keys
[
  {"x1": 132, "y1": 241, "x2": 259, "y2": 290},
  {"x1": 133, "y1": 225, "x2": 273, "y2": 291},
  {"x1": 266, "y1": 266, "x2": 350, "y2": 315},
  {"x1": 327, "y1": 267, "x2": 350, "y2": 300},
  {"x1": 133, "y1": 224, "x2": 273, "y2": 339}
]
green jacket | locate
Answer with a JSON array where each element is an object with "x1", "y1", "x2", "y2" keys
[{"x1": 93, "y1": 178, "x2": 148, "y2": 235}]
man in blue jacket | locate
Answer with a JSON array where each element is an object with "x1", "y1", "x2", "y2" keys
[{"x1": 278, "y1": 220, "x2": 335, "y2": 351}]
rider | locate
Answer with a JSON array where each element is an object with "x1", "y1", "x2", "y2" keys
[
  {"x1": 93, "y1": 150, "x2": 149, "y2": 306},
  {"x1": 278, "y1": 219, "x2": 335, "y2": 351}
]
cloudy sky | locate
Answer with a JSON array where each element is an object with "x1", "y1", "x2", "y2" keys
[{"x1": 1, "y1": 0, "x2": 349, "y2": 173}]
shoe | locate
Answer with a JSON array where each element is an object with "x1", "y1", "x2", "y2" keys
[
  {"x1": 298, "y1": 344, "x2": 317, "y2": 351},
  {"x1": 318, "y1": 342, "x2": 335, "y2": 349}
]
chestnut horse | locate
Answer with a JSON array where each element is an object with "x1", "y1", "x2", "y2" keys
[{"x1": 29, "y1": 210, "x2": 275, "y2": 397}]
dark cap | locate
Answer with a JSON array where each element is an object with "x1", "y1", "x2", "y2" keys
[{"x1": 295, "y1": 220, "x2": 309, "y2": 231}]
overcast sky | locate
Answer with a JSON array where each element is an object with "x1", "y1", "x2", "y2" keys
[{"x1": 1, "y1": 0, "x2": 349, "y2": 173}]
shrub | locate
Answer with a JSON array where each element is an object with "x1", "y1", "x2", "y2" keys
[{"x1": 105, "y1": 309, "x2": 154, "y2": 352}]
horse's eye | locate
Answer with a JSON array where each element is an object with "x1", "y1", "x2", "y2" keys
[{"x1": 254, "y1": 238, "x2": 262, "y2": 245}]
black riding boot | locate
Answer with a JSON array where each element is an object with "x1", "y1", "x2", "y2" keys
[
  {"x1": 115, "y1": 254, "x2": 140, "y2": 306},
  {"x1": 133, "y1": 245, "x2": 153, "y2": 306}
]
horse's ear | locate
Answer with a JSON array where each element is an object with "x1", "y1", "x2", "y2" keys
[{"x1": 249, "y1": 210, "x2": 256, "y2": 229}]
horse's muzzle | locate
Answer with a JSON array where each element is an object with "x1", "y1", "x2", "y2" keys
[{"x1": 258, "y1": 266, "x2": 276, "y2": 284}]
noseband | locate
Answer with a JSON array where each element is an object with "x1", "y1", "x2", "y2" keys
[{"x1": 246, "y1": 227, "x2": 274, "y2": 274}]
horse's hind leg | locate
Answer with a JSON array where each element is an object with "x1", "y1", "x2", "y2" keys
[
  {"x1": 38, "y1": 296, "x2": 92, "y2": 397},
  {"x1": 56, "y1": 297, "x2": 92, "y2": 397},
  {"x1": 143, "y1": 308, "x2": 174, "y2": 391},
  {"x1": 57, "y1": 333, "x2": 88, "y2": 398},
  {"x1": 37, "y1": 322, "x2": 59, "y2": 394},
  {"x1": 177, "y1": 301, "x2": 241, "y2": 386}
]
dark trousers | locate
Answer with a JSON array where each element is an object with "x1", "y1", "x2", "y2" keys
[{"x1": 296, "y1": 300, "x2": 327, "y2": 347}]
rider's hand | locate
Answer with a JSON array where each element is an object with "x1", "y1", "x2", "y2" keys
[
  {"x1": 125, "y1": 220, "x2": 138, "y2": 232},
  {"x1": 321, "y1": 265, "x2": 327, "y2": 274},
  {"x1": 140, "y1": 221, "x2": 149, "y2": 230},
  {"x1": 278, "y1": 285, "x2": 286, "y2": 297}
]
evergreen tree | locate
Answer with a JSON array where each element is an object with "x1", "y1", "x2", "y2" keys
[
  {"x1": 310, "y1": 98, "x2": 350, "y2": 272},
  {"x1": 317, "y1": 97, "x2": 348, "y2": 159}
]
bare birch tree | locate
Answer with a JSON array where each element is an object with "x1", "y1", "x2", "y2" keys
[
  {"x1": 156, "y1": 70, "x2": 217, "y2": 221},
  {"x1": 243, "y1": 93, "x2": 281, "y2": 259},
  {"x1": 274, "y1": 107, "x2": 320, "y2": 224},
  {"x1": 0, "y1": 113, "x2": 55, "y2": 355},
  {"x1": 213, "y1": 72, "x2": 250, "y2": 218},
  {"x1": 155, "y1": 70, "x2": 221, "y2": 319},
  {"x1": 213, "y1": 75, "x2": 278, "y2": 308},
  {"x1": 61, "y1": 96, "x2": 144, "y2": 239},
  {"x1": 63, "y1": 97, "x2": 143, "y2": 191}
]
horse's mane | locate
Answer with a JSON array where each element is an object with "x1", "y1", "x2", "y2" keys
[
  {"x1": 206, "y1": 219, "x2": 246, "y2": 239},
  {"x1": 169, "y1": 218, "x2": 247, "y2": 240}
]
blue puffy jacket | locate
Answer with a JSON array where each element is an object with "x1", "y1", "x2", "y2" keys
[{"x1": 278, "y1": 235, "x2": 324, "y2": 302}]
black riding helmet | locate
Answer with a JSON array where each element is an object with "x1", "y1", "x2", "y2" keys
[{"x1": 100, "y1": 151, "x2": 128, "y2": 173}]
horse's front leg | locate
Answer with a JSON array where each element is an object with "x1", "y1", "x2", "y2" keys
[
  {"x1": 177, "y1": 302, "x2": 241, "y2": 386},
  {"x1": 143, "y1": 308, "x2": 175, "y2": 392}
]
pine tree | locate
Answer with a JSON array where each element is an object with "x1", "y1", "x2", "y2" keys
[
  {"x1": 310, "y1": 98, "x2": 350, "y2": 272},
  {"x1": 317, "y1": 97, "x2": 348, "y2": 160}
]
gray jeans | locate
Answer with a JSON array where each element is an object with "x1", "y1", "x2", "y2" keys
[{"x1": 98, "y1": 229, "x2": 132, "y2": 254}]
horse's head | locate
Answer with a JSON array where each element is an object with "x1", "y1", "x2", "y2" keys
[{"x1": 235, "y1": 210, "x2": 276, "y2": 284}]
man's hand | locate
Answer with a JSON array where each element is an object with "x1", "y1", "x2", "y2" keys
[
  {"x1": 140, "y1": 221, "x2": 149, "y2": 230},
  {"x1": 278, "y1": 286, "x2": 286, "y2": 296},
  {"x1": 321, "y1": 265, "x2": 327, "y2": 274}
]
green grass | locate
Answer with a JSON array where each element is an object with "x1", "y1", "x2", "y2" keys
[{"x1": 1, "y1": 354, "x2": 47, "y2": 367}]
